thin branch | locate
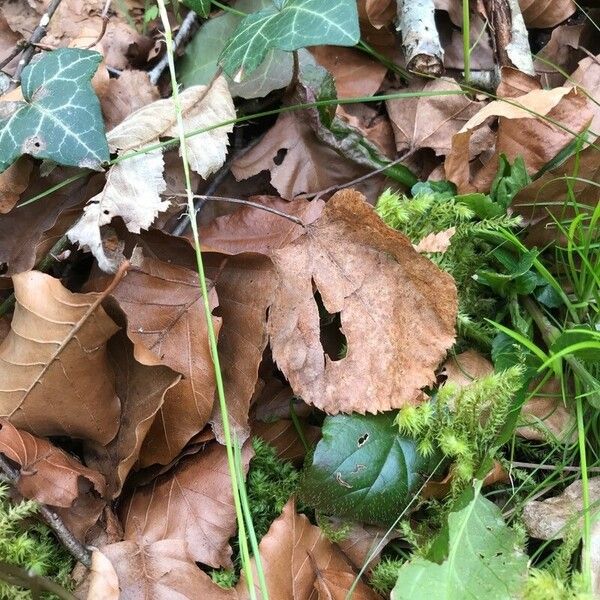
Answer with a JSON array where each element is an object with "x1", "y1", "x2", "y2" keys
[
  {"x1": 0, "y1": 561, "x2": 78, "y2": 600},
  {"x1": 510, "y1": 461, "x2": 600, "y2": 474},
  {"x1": 149, "y1": 10, "x2": 199, "y2": 85},
  {"x1": 170, "y1": 194, "x2": 307, "y2": 227},
  {"x1": 0, "y1": 454, "x2": 92, "y2": 568},
  {"x1": 84, "y1": 0, "x2": 113, "y2": 50},
  {"x1": 297, "y1": 152, "x2": 415, "y2": 201},
  {"x1": 11, "y1": 0, "x2": 65, "y2": 85}
]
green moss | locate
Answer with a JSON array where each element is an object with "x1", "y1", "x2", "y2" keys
[
  {"x1": 369, "y1": 557, "x2": 404, "y2": 595},
  {"x1": 0, "y1": 483, "x2": 73, "y2": 599}
]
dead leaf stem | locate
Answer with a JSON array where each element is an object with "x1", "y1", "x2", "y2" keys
[
  {"x1": 0, "y1": 561, "x2": 78, "y2": 600},
  {"x1": 0, "y1": 454, "x2": 92, "y2": 568},
  {"x1": 84, "y1": 0, "x2": 113, "y2": 50}
]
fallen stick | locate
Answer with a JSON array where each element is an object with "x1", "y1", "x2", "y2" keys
[{"x1": 396, "y1": 0, "x2": 444, "y2": 77}]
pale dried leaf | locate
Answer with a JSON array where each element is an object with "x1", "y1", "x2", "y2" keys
[
  {"x1": 85, "y1": 548, "x2": 119, "y2": 600},
  {"x1": 0, "y1": 272, "x2": 120, "y2": 443},
  {"x1": 268, "y1": 190, "x2": 457, "y2": 414},
  {"x1": 414, "y1": 227, "x2": 456, "y2": 254},
  {"x1": 122, "y1": 442, "x2": 252, "y2": 567},
  {"x1": 441, "y1": 350, "x2": 493, "y2": 386}
]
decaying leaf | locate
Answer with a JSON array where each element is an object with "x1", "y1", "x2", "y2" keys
[
  {"x1": 268, "y1": 190, "x2": 457, "y2": 413},
  {"x1": 94, "y1": 253, "x2": 221, "y2": 467},
  {"x1": 519, "y1": 0, "x2": 576, "y2": 28},
  {"x1": 445, "y1": 86, "x2": 593, "y2": 193},
  {"x1": 314, "y1": 569, "x2": 380, "y2": 599},
  {"x1": 0, "y1": 419, "x2": 106, "y2": 508},
  {"x1": 242, "y1": 499, "x2": 369, "y2": 599},
  {"x1": 68, "y1": 77, "x2": 236, "y2": 271},
  {"x1": 85, "y1": 548, "x2": 120, "y2": 600},
  {"x1": 252, "y1": 418, "x2": 321, "y2": 464},
  {"x1": 414, "y1": 227, "x2": 456, "y2": 254},
  {"x1": 0, "y1": 158, "x2": 32, "y2": 214},
  {"x1": 0, "y1": 271, "x2": 120, "y2": 444},
  {"x1": 122, "y1": 442, "x2": 252, "y2": 568},
  {"x1": 441, "y1": 349, "x2": 494, "y2": 386}
]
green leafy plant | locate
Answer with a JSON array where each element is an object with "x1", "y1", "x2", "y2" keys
[
  {"x1": 0, "y1": 484, "x2": 73, "y2": 599},
  {"x1": 300, "y1": 412, "x2": 442, "y2": 526},
  {"x1": 0, "y1": 48, "x2": 108, "y2": 173},
  {"x1": 218, "y1": 0, "x2": 360, "y2": 79}
]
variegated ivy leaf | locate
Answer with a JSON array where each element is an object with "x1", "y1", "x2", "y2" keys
[
  {"x1": 219, "y1": 0, "x2": 360, "y2": 80},
  {"x1": 0, "y1": 49, "x2": 109, "y2": 173}
]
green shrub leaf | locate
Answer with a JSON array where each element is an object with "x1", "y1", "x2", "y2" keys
[
  {"x1": 392, "y1": 482, "x2": 528, "y2": 600},
  {"x1": 299, "y1": 413, "x2": 440, "y2": 527},
  {"x1": 0, "y1": 48, "x2": 109, "y2": 173},
  {"x1": 219, "y1": 0, "x2": 360, "y2": 79}
]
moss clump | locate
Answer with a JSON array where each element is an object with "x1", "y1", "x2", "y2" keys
[
  {"x1": 0, "y1": 483, "x2": 73, "y2": 599},
  {"x1": 369, "y1": 557, "x2": 404, "y2": 595}
]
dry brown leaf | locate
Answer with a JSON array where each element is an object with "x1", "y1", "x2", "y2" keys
[
  {"x1": 0, "y1": 168, "x2": 102, "y2": 276},
  {"x1": 242, "y1": 499, "x2": 366, "y2": 600},
  {"x1": 0, "y1": 419, "x2": 105, "y2": 507},
  {"x1": 99, "y1": 539, "x2": 238, "y2": 600},
  {"x1": 441, "y1": 350, "x2": 494, "y2": 386},
  {"x1": 85, "y1": 548, "x2": 120, "y2": 600},
  {"x1": 252, "y1": 419, "x2": 321, "y2": 464},
  {"x1": 359, "y1": 0, "x2": 395, "y2": 28},
  {"x1": 199, "y1": 196, "x2": 324, "y2": 255},
  {"x1": 414, "y1": 227, "x2": 456, "y2": 254},
  {"x1": 84, "y1": 330, "x2": 180, "y2": 497},
  {"x1": 314, "y1": 569, "x2": 380, "y2": 599},
  {"x1": 0, "y1": 158, "x2": 32, "y2": 214},
  {"x1": 571, "y1": 53, "x2": 600, "y2": 137},
  {"x1": 100, "y1": 70, "x2": 160, "y2": 132},
  {"x1": 497, "y1": 67, "x2": 541, "y2": 98},
  {"x1": 0, "y1": 14, "x2": 20, "y2": 75},
  {"x1": 122, "y1": 442, "x2": 252, "y2": 568},
  {"x1": 337, "y1": 104, "x2": 396, "y2": 159},
  {"x1": 208, "y1": 253, "x2": 277, "y2": 443},
  {"x1": 0, "y1": 316, "x2": 9, "y2": 343},
  {"x1": 232, "y1": 110, "x2": 368, "y2": 200},
  {"x1": 268, "y1": 190, "x2": 457, "y2": 414},
  {"x1": 310, "y1": 46, "x2": 387, "y2": 98},
  {"x1": 0, "y1": 271, "x2": 120, "y2": 443},
  {"x1": 386, "y1": 79, "x2": 489, "y2": 157},
  {"x1": 91, "y1": 253, "x2": 221, "y2": 467},
  {"x1": 445, "y1": 87, "x2": 593, "y2": 193},
  {"x1": 519, "y1": 0, "x2": 576, "y2": 28}
]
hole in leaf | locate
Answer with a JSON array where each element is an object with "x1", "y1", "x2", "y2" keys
[
  {"x1": 357, "y1": 433, "x2": 369, "y2": 447},
  {"x1": 103, "y1": 210, "x2": 110, "y2": 215},
  {"x1": 273, "y1": 148, "x2": 287, "y2": 166},
  {"x1": 314, "y1": 287, "x2": 347, "y2": 362}
]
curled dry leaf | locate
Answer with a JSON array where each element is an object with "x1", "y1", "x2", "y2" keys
[
  {"x1": 85, "y1": 548, "x2": 119, "y2": 600},
  {"x1": 445, "y1": 86, "x2": 593, "y2": 193},
  {"x1": 518, "y1": 0, "x2": 576, "y2": 28},
  {"x1": 268, "y1": 190, "x2": 457, "y2": 414},
  {"x1": 68, "y1": 77, "x2": 236, "y2": 272},
  {"x1": 92, "y1": 253, "x2": 221, "y2": 467},
  {"x1": 99, "y1": 539, "x2": 238, "y2": 600},
  {"x1": 122, "y1": 442, "x2": 252, "y2": 568},
  {"x1": 84, "y1": 330, "x2": 181, "y2": 497},
  {"x1": 0, "y1": 158, "x2": 32, "y2": 214},
  {"x1": 0, "y1": 271, "x2": 120, "y2": 444},
  {"x1": 386, "y1": 79, "x2": 490, "y2": 157},
  {"x1": 0, "y1": 419, "x2": 105, "y2": 508},
  {"x1": 242, "y1": 499, "x2": 371, "y2": 600}
]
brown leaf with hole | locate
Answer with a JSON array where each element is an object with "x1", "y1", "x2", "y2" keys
[
  {"x1": 0, "y1": 419, "x2": 106, "y2": 507},
  {"x1": 121, "y1": 442, "x2": 252, "y2": 568},
  {"x1": 0, "y1": 158, "x2": 32, "y2": 214},
  {"x1": 92, "y1": 253, "x2": 221, "y2": 467},
  {"x1": 242, "y1": 499, "x2": 368, "y2": 600},
  {"x1": 0, "y1": 271, "x2": 120, "y2": 443},
  {"x1": 99, "y1": 539, "x2": 239, "y2": 600},
  {"x1": 518, "y1": 0, "x2": 576, "y2": 28},
  {"x1": 232, "y1": 110, "x2": 368, "y2": 200},
  {"x1": 85, "y1": 548, "x2": 120, "y2": 600},
  {"x1": 445, "y1": 86, "x2": 594, "y2": 193},
  {"x1": 386, "y1": 79, "x2": 490, "y2": 157},
  {"x1": 268, "y1": 190, "x2": 457, "y2": 414},
  {"x1": 84, "y1": 330, "x2": 181, "y2": 497},
  {"x1": 208, "y1": 253, "x2": 278, "y2": 444}
]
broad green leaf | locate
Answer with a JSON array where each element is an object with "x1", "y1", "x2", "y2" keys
[
  {"x1": 181, "y1": 0, "x2": 212, "y2": 17},
  {"x1": 0, "y1": 49, "x2": 109, "y2": 173},
  {"x1": 219, "y1": 0, "x2": 360, "y2": 79},
  {"x1": 550, "y1": 326, "x2": 600, "y2": 362},
  {"x1": 299, "y1": 413, "x2": 441, "y2": 527},
  {"x1": 392, "y1": 482, "x2": 528, "y2": 600},
  {"x1": 490, "y1": 154, "x2": 531, "y2": 209}
]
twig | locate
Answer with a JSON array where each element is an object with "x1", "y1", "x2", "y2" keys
[
  {"x1": 510, "y1": 461, "x2": 600, "y2": 474},
  {"x1": 0, "y1": 454, "x2": 92, "y2": 568},
  {"x1": 0, "y1": 561, "x2": 78, "y2": 600},
  {"x1": 11, "y1": 0, "x2": 65, "y2": 85},
  {"x1": 297, "y1": 152, "x2": 415, "y2": 201},
  {"x1": 84, "y1": 0, "x2": 113, "y2": 50},
  {"x1": 170, "y1": 194, "x2": 306, "y2": 227},
  {"x1": 149, "y1": 10, "x2": 199, "y2": 85}
]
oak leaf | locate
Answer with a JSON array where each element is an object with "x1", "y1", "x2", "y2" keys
[
  {"x1": 121, "y1": 442, "x2": 252, "y2": 568},
  {"x1": 268, "y1": 190, "x2": 457, "y2": 414},
  {"x1": 0, "y1": 271, "x2": 120, "y2": 444}
]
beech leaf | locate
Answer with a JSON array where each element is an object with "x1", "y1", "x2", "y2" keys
[
  {"x1": 0, "y1": 271, "x2": 120, "y2": 444},
  {"x1": 0, "y1": 48, "x2": 109, "y2": 172},
  {"x1": 219, "y1": 0, "x2": 360, "y2": 79},
  {"x1": 268, "y1": 190, "x2": 457, "y2": 413}
]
